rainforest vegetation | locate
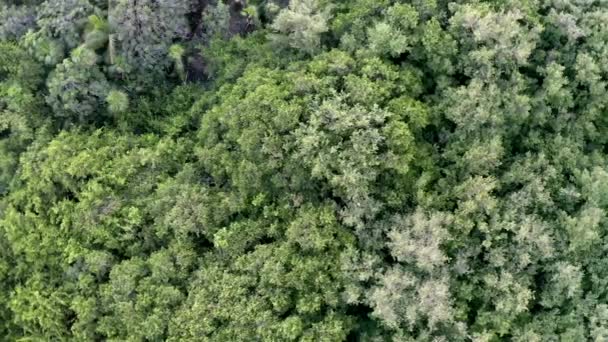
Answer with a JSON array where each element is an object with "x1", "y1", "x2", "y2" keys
[{"x1": 2, "y1": 0, "x2": 608, "y2": 340}]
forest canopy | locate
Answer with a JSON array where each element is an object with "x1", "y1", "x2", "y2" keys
[{"x1": 2, "y1": 0, "x2": 608, "y2": 340}]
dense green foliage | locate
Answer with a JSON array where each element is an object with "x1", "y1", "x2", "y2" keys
[{"x1": 3, "y1": 0, "x2": 608, "y2": 340}]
